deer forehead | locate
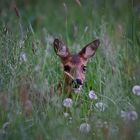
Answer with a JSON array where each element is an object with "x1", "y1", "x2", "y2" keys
[{"x1": 63, "y1": 54, "x2": 86, "y2": 66}]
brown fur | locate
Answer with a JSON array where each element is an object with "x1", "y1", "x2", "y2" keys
[{"x1": 53, "y1": 39, "x2": 100, "y2": 96}]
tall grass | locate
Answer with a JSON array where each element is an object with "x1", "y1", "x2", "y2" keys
[{"x1": 0, "y1": 0, "x2": 140, "y2": 140}]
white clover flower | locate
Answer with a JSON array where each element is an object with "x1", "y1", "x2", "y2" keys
[
  {"x1": 121, "y1": 110, "x2": 138, "y2": 121},
  {"x1": 20, "y1": 52, "x2": 27, "y2": 62},
  {"x1": 95, "y1": 102, "x2": 107, "y2": 111},
  {"x1": 63, "y1": 98, "x2": 73, "y2": 108},
  {"x1": 79, "y1": 123, "x2": 91, "y2": 133},
  {"x1": 63, "y1": 112, "x2": 69, "y2": 118},
  {"x1": 128, "y1": 111, "x2": 138, "y2": 121},
  {"x1": 88, "y1": 90, "x2": 98, "y2": 100},
  {"x1": 132, "y1": 85, "x2": 140, "y2": 95}
]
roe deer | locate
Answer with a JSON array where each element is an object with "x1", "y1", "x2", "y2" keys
[{"x1": 53, "y1": 39, "x2": 100, "y2": 97}]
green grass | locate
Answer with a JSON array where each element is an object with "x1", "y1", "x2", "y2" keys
[{"x1": 0, "y1": 0, "x2": 140, "y2": 140}]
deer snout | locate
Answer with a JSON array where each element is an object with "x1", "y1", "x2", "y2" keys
[
  {"x1": 72, "y1": 79, "x2": 83, "y2": 89},
  {"x1": 75, "y1": 79, "x2": 82, "y2": 85}
]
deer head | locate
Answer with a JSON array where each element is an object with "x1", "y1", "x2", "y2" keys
[{"x1": 53, "y1": 38, "x2": 100, "y2": 95}]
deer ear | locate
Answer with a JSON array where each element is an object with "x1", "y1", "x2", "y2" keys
[
  {"x1": 53, "y1": 39, "x2": 70, "y2": 58},
  {"x1": 79, "y1": 39, "x2": 100, "y2": 59}
]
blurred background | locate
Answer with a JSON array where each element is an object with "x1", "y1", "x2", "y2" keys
[
  {"x1": 0, "y1": 0, "x2": 140, "y2": 140},
  {"x1": 0, "y1": 0, "x2": 139, "y2": 41}
]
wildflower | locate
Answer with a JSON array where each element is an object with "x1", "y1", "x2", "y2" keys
[
  {"x1": 121, "y1": 110, "x2": 138, "y2": 121},
  {"x1": 64, "y1": 112, "x2": 69, "y2": 118},
  {"x1": 63, "y1": 98, "x2": 73, "y2": 108},
  {"x1": 95, "y1": 102, "x2": 107, "y2": 111},
  {"x1": 132, "y1": 85, "x2": 140, "y2": 95},
  {"x1": 20, "y1": 52, "x2": 27, "y2": 62},
  {"x1": 88, "y1": 90, "x2": 98, "y2": 100},
  {"x1": 128, "y1": 111, "x2": 138, "y2": 121},
  {"x1": 79, "y1": 123, "x2": 91, "y2": 133}
]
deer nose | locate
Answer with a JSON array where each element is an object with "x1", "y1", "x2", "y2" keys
[
  {"x1": 72, "y1": 79, "x2": 82, "y2": 89},
  {"x1": 75, "y1": 79, "x2": 82, "y2": 85}
]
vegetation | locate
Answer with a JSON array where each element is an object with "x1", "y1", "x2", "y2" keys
[{"x1": 0, "y1": 0, "x2": 140, "y2": 139}]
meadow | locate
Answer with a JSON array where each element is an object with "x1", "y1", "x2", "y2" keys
[{"x1": 0, "y1": 0, "x2": 140, "y2": 140}]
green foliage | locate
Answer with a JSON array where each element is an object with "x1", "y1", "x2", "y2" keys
[{"x1": 0, "y1": 0, "x2": 140, "y2": 140}]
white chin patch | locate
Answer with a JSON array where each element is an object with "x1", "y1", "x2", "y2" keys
[{"x1": 73, "y1": 85, "x2": 82, "y2": 93}]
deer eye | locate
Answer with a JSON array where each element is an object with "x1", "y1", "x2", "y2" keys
[
  {"x1": 64, "y1": 65, "x2": 71, "y2": 72},
  {"x1": 82, "y1": 66, "x2": 87, "y2": 72}
]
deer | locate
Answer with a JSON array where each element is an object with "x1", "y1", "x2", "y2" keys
[{"x1": 53, "y1": 38, "x2": 100, "y2": 97}]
